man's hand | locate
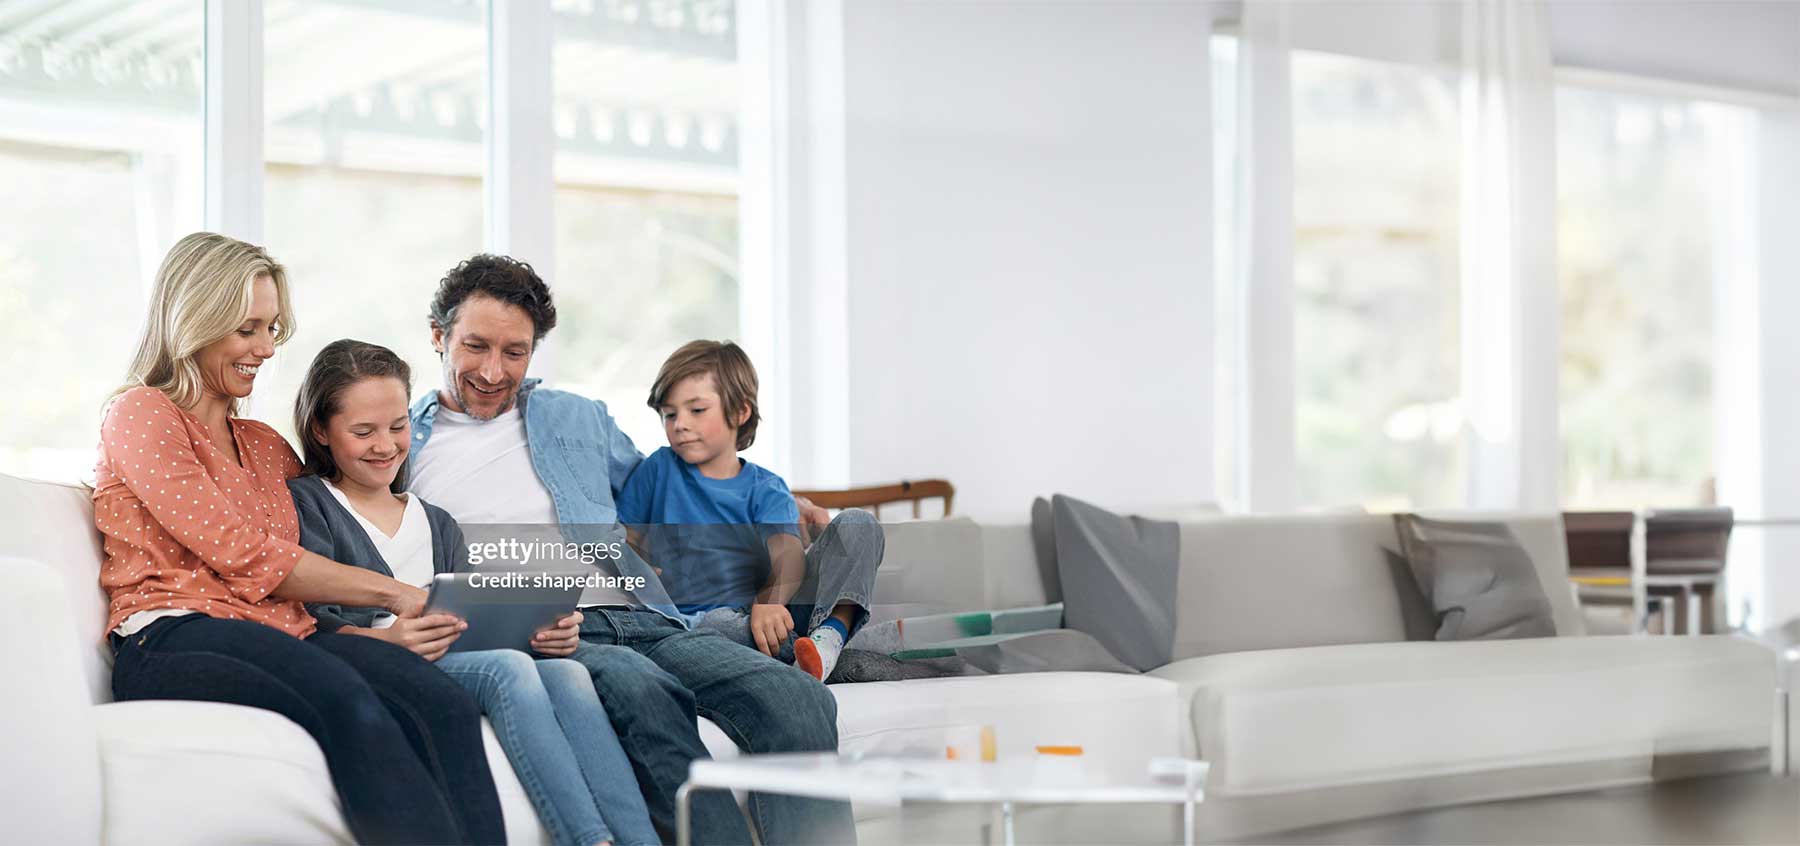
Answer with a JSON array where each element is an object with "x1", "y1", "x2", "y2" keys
[
  {"x1": 532, "y1": 611, "x2": 584, "y2": 657},
  {"x1": 748, "y1": 604, "x2": 794, "y2": 657},
  {"x1": 346, "y1": 615, "x2": 464, "y2": 662},
  {"x1": 795, "y1": 496, "x2": 830, "y2": 545}
]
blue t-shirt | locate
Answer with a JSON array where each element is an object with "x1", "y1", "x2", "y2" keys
[{"x1": 615, "y1": 447, "x2": 800, "y2": 613}]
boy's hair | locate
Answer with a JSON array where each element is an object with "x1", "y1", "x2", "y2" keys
[
  {"x1": 429, "y1": 254, "x2": 557, "y2": 344},
  {"x1": 648, "y1": 340, "x2": 761, "y2": 451},
  {"x1": 294, "y1": 339, "x2": 414, "y2": 493}
]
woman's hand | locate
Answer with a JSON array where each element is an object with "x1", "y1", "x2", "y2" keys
[
  {"x1": 383, "y1": 582, "x2": 429, "y2": 618},
  {"x1": 748, "y1": 604, "x2": 794, "y2": 657},
  {"x1": 531, "y1": 611, "x2": 584, "y2": 657},
  {"x1": 346, "y1": 615, "x2": 465, "y2": 662}
]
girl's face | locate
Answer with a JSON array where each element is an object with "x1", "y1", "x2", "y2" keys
[{"x1": 314, "y1": 376, "x2": 412, "y2": 493}]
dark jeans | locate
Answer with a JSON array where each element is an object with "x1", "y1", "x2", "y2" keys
[
  {"x1": 111, "y1": 614, "x2": 505, "y2": 845},
  {"x1": 569, "y1": 609, "x2": 855, "y2": 846}
]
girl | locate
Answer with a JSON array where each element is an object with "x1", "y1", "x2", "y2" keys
[{"x1": 287, "y1": 338, "x2": 658, "y2": 846}]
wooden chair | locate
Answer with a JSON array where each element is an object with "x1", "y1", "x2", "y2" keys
[{"x1": 792, "y1": 479, "x2": 956, "y2": 520}]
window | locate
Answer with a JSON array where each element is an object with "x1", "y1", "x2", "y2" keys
[
  {"x1": 258, "y1": 0, "x2": 487, "y2": 436},
  {"x1": 1291, "y1": 50, "x2": 1462, "y2": 510},
  {"x1": 551, "y1": 0, "x2": 741, "y2": 454},
  {"x1": 1555, "y1": 85, "x2": 1748, "y2": 508},
  {"x1": 0, "y1": 2, "x2": 205, "y2": 482}
]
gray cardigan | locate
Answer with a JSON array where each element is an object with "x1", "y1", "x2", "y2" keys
[{"x1": 288, "y1": 474, "x2": 465, "y2": 633}]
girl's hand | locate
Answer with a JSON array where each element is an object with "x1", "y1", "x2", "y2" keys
[
  {"x1": 749, "y1": 604, "x2": 794, "y2": 657},
  {"x1": 532, "y1": 611, "x2": 584, "y2": 657},
  {"x1": 380, "y1": 614, "x2": 465, "y2": 662}
]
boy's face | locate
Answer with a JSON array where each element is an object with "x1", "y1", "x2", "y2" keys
[{"x1": 660, "y1": 372, "x2": 748, "y2": 476}]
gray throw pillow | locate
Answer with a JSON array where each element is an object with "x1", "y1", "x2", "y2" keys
[
  {"x1": 1052, "y1": 495, "x2": 1180, "y2": 671},
  {"x1": 1029, "y1": 497, "x2": 1064, "y2": 604},
  {"x1": 1383, "y1": 547, "x2": 1440, "y2": 641},
  {"x1": 1393, "y1": 515, "x2": 1557, "y2": 641}
]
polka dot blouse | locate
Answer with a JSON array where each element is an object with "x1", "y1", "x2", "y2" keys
[{"x1": 93, "y1": 386, "x2": 316, "y2": 639}]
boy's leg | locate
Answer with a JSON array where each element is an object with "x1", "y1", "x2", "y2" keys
[
  {"x1": 798, "y1": 509, "x2": 886, "y2": 635},
  {"x1": 568, "y1": 615, "x2": 752, "y2": 846},
  {"x1": 630, "y1": 612, "x2": 856, "y2": 846},
  {"x1": 693, "y1": 606, "x2": 798, "y2": 663}
]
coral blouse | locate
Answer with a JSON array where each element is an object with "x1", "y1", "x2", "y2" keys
[{"x1": 94, "y1": 386, "x2": 316, "y2": 639}]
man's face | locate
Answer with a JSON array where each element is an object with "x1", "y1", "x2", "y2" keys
[{"x1": 432, "y1": 294, "x2": 535, "y2": 420}]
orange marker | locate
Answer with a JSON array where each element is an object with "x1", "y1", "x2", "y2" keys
[{"x1": 1035, "y1": 745, "x2": 1084, "y2": 756}]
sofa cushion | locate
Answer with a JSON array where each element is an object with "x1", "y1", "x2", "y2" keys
[
  {"x1": 867, "y1": 517, "x2": 985, "y2": 625},
  {"x1": 1150, "y1": 635, "x2": 1774, "y2": 797},
  {"x1": 0, "y1": 472, "x2": 113, "y2": 705},
  {"x1": 97, "y1": 700, "x2": 748, "y2": 846},
  {"x1": 94, "y1": 700, "x2": 544, "y2": 845},
  {"x1": 1393, "y1": 514, "x2": 1556, "y2": 640},
  {"x1": 1170, "y1": 513, "x2": 1409, "y2": 659}
]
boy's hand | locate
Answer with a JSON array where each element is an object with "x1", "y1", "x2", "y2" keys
[
  {"x1": 795, "y1": 496, "x2": 830, "y2": 545},
  {"x1": 532, "y1": 611, "x2": 584, "y2": 657},
  {"x1": 749, "y1": 604, "x2": 794, "y2": 657}
]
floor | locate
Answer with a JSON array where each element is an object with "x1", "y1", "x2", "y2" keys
[{"x1": 1238, "y1": 772, "x2": 1800, "y2": 845}]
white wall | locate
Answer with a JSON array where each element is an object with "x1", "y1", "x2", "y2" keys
[{"x1": 818, "y1": 1, "x2": 1215, "y2": 520}]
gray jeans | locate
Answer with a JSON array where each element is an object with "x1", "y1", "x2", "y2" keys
[{"x1": 693, "y1": 509, "x2": 885, "y2": 660}]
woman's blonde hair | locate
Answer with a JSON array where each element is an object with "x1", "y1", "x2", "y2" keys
[{"x1": 113, "y1": 232, "x2": 295, "y2": 415}]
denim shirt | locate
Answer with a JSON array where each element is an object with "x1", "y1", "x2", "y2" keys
[{"x1": 407, "y1": 378, "x2": 685, "y2": 625}]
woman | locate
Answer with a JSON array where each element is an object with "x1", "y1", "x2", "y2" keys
[{"x1": 95, "y1": 232, "x2": 504, "y2": 845}]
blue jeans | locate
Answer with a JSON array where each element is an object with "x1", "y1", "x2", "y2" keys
[
  {"x1": 436, "y1": 650, "x2": 659, "y2": 846},
  {"x1": 110, "y1": 614, "x2": 503, "y2": 845},
  {"x1": 568, "y1": 610, "x2": 854, "y2": 846}
]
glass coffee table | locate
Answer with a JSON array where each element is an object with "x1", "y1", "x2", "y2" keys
[{"x1": 676, "y1": 752, "x2": 1210, "y2": 846}]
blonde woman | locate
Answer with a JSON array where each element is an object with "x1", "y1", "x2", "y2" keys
[{"x1": 95, "y1": 232, "x2": 503, "y2": 845}]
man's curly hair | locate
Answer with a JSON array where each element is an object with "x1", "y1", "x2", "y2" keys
[{"x1": 429, "y1": 254, "x2": 557, "y2": 344}]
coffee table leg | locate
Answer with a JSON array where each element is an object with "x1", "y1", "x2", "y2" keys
[
  {"x1": 676, "y1": 783, "x2": 693, "y2": 846},
  {"x1": 1002, "y1": 800, "x2": 1016, "y2": 846},
  {"x1": 1183, "y1": 796, "x2": 1195, "y2": 846}
]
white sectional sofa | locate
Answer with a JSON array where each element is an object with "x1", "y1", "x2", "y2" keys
[{"x1": 1, "y1": 470, "x2": 1783, "y2": 844}]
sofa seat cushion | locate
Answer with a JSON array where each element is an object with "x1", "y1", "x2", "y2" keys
[
  {"x1": 94, "y1": 700, "x2": 553, "y2": 845},
  {"x1": 1151, "y1": 635, "x2": 1775, "y2": 796}
]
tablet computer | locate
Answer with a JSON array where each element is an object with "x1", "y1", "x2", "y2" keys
[{"x1": 424, "y1": 572, "x2": 585, "y2": 653}]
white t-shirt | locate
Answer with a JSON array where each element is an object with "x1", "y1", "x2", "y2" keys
[
  {"x1": 322, "y1": 479, "x2": 433, "y2": 629},
  {"x1": 408, "y1": 403, "x2": 634, "y2": 607},
  {"x1": 407, "y1": 407, "x2": 559, "y2": 525}
]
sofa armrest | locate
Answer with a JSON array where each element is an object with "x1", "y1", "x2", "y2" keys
[{"x1": 0, "y1": 555, "x2": 103, "y2": 845}]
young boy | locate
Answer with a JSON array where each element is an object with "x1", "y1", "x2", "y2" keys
[{"x1": 615, "y1": 340, "x2": 883, "y2": 681}]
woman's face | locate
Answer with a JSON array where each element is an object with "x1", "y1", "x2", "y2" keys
[
  {"x1": 196, "y1": 274, "x2": 279, "y2": 401},
  {"x1": 315, "y1": 376, "x2": 412, "y2": 492}
]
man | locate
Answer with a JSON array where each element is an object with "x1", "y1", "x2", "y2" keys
[{"x1": 404, "y1": 254, "x2": 856, "y2": 845}]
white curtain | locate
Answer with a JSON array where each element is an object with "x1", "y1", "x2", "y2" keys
[
  {"x1": 1457, "y1": 0, "x2": 1560, "y2": 510},
  {"x1": 1233, "y1": 0, "x2": 1298, "y2": 512}
]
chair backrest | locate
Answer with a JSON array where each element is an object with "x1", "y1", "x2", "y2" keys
[
  {"x1": 1643, "y1": 507, "x2": 1733, "y2": 574},
  {"x1": 0, "y1": 472, "x2": 113, "y2": 705},
  {"x1": 1563, "y1": 510, "x2": 1634, "y2": 571},
  {"x1": 794, "y1": 479, "x2": 956, "y2": 520}
]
